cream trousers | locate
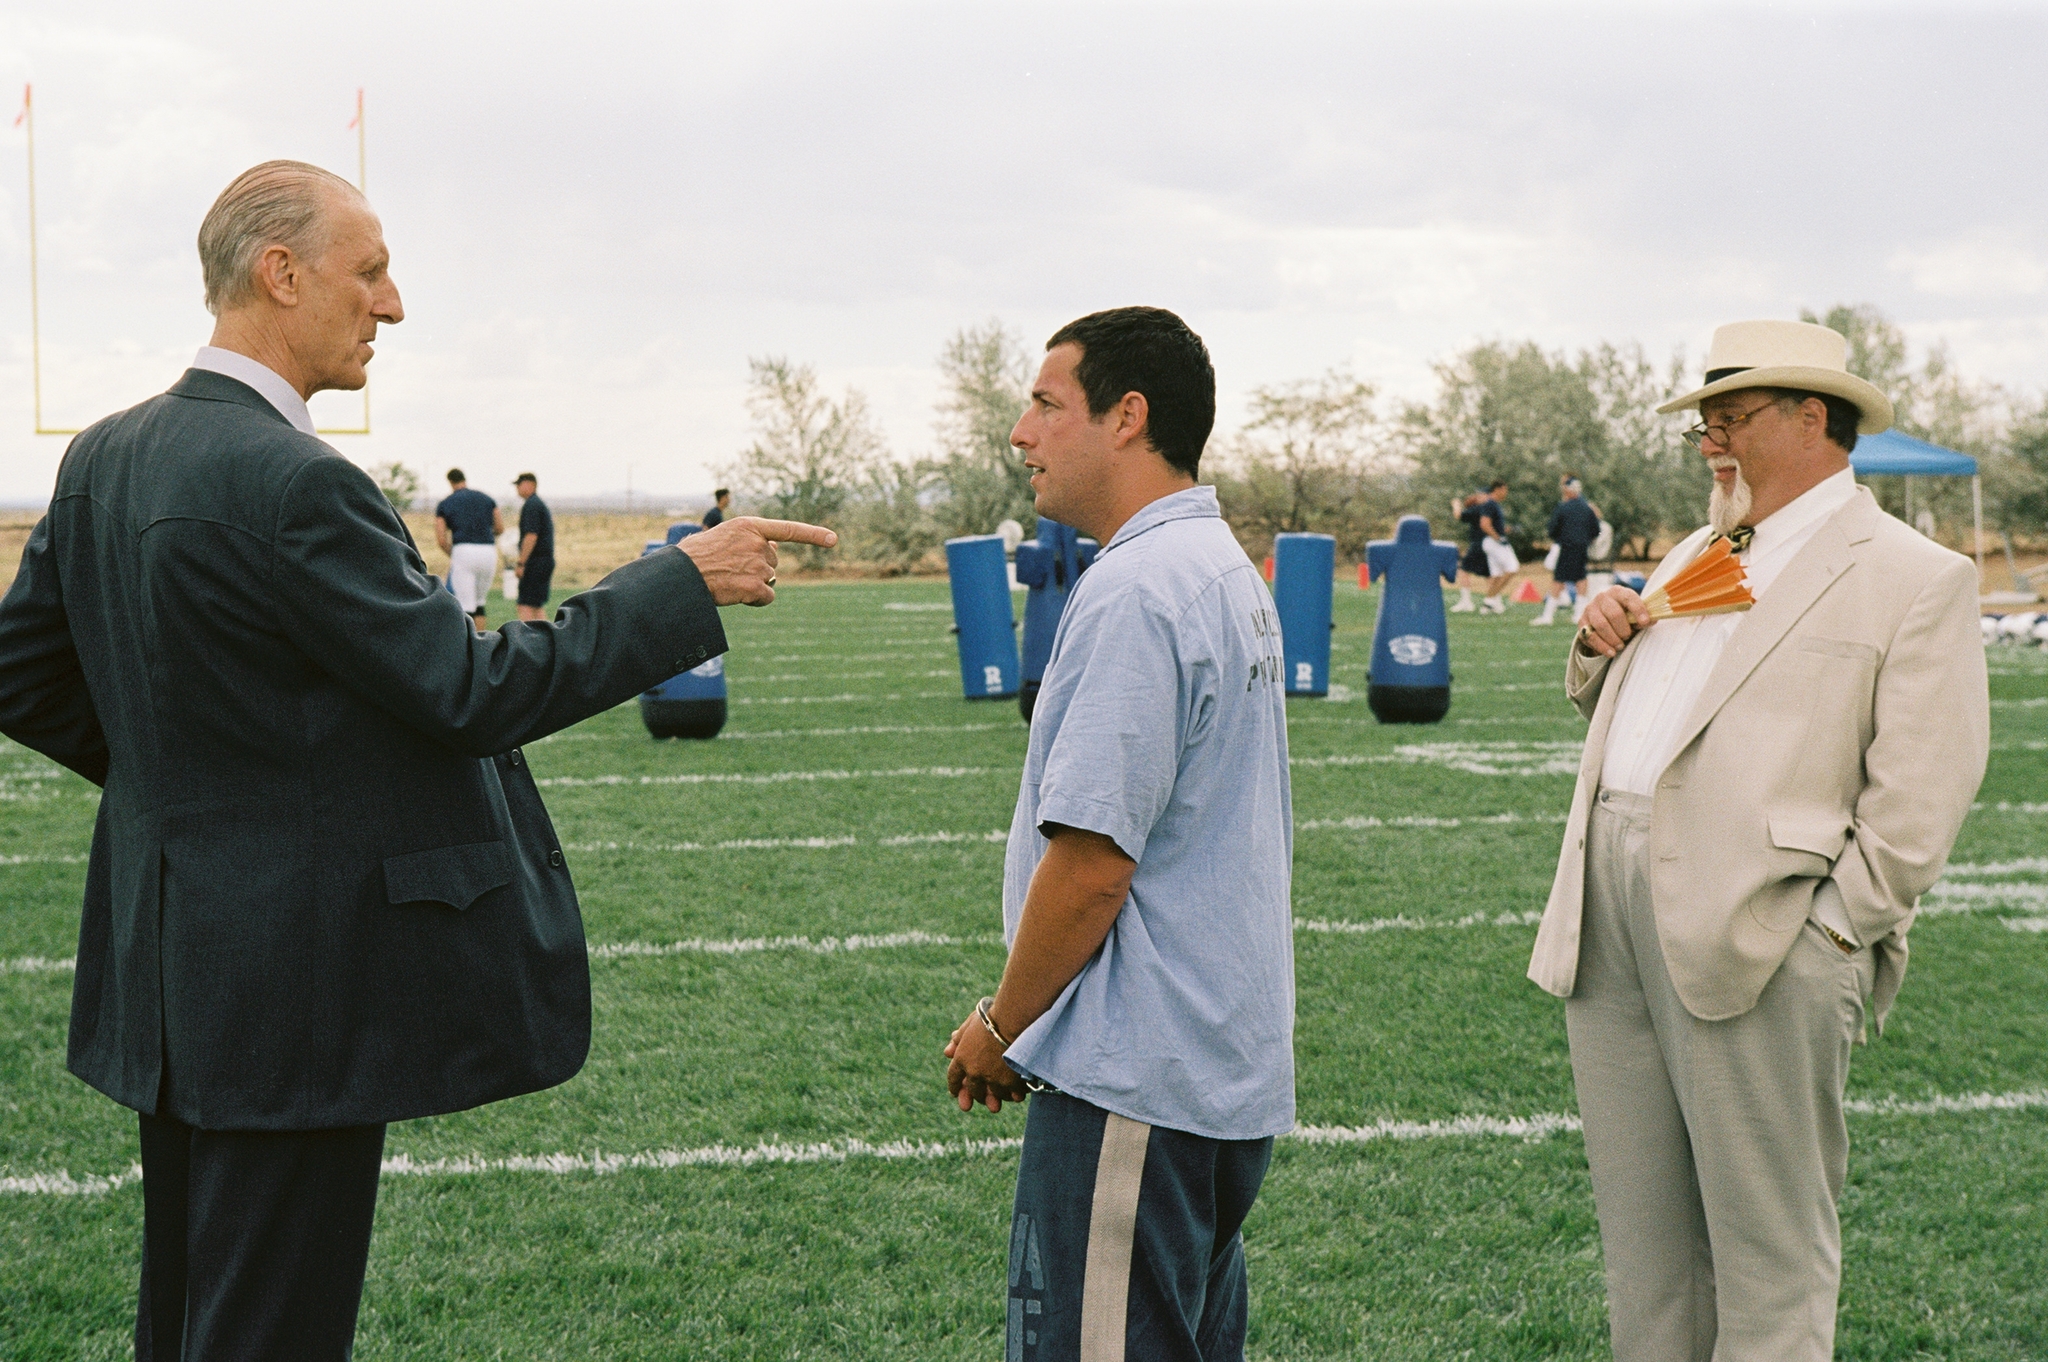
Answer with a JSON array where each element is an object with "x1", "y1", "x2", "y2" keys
[{"x1": 1566, "y1": 788, "x2": 1876, "y2": 1362}]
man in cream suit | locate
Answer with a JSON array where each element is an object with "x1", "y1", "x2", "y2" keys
[{"x1": 1527, "y1": 319, "x2": 1988, "y2": 1361}]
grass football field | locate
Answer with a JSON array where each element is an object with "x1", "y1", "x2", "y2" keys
[{"x1": 3, "y1": 578, "x2": 2046, "y2": 1359}]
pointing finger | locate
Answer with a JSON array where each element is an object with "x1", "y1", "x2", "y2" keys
[{"x1": 742, "y1": 517, "x2": 837, "y2": 548}]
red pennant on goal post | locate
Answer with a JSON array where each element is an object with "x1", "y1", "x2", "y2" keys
[{"x1": 12, "y1": 84, "x2": 27, "y2": 129}]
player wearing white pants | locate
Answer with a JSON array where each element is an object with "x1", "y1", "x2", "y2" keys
[
  {"x1": 447, "y1": 542, "x2": 498, "y2": 616},
  {"x1": 434, "y1": 468, "x2": 505, "y2": 630}
]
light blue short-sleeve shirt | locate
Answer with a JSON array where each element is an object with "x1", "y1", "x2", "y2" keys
[{"x1": 1001, "y1": 485, "x2": 1295, "y2": 1141}]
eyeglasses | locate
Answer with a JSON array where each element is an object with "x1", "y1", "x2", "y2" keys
[{"x1": 1681, "y1": 400, "x2": 1779, "y2": 450}]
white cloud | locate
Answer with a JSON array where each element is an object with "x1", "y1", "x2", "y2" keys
[
  {"x1": 1892, "y1": 234, "x2": 2048, "y2": 301},
  {"x1": 1, "y1": 3, "x2": 2046, "y2": 504}
]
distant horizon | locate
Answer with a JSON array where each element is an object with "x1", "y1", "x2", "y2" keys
[{"x1": 6, "y1": 3, "x2": 2045, "y2": 505}]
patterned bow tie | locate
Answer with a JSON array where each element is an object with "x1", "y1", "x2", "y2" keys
[{"x1": 1718, "y1": 525, "x2": 1756, "y2": 554}]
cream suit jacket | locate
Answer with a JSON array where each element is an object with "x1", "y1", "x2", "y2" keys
[{"x1": 1527, "y1": 487, "x2": 1988, "y2": 1024}]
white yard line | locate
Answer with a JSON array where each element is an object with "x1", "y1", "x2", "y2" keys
[
  {"x1": 13, "y1": 1089, "x2": 2044, "y2": 1196},
  {"x1": 590, "y1": 930, "x2": 996, "y2": 959},
  {"x1": 0, "y1": 955, "x2": 79, "y2": 975},
  {"x1": 736, "y1": 671, "x2": 959, "y2": 684},
  {"x1": 563, "y1": 836, "x2": 864, "y2": 854},
  {"x1": 727, "y1": 693, "x2": 958, "y2": 706},
  {"x1": 1296, "y1": 812, "x2": 1569, "y2": 831},
  {"x1": 719, "y1": 722, "x2": 1016, "y2": 741},
  {"x1": 1923, "y1": 882, "x2": 2048, "y2": 906},
  {"x1": 1296, "y1": 912, "x2": 1544, "y2": 934},
  {"x1": 1945, "y1": 858, "x2": 2048, "y2": 877},
  {"x1": 761, "y1": 655, "x2": 958, "y2": 663},
  {"x1": 533, "y1": 721, "x2": 1019, "y2": 744},
  {"x1": 535, "y1": 766, "x2": 992, "y2": 789}
]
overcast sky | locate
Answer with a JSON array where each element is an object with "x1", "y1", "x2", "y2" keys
[{"x1": 3, "y1": 1, "x2": 2045, "y2": 509}]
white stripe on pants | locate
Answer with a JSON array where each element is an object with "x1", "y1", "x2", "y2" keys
[{"x1": 1566, "y1": 787, "x2": 1875, "y2": 1362}]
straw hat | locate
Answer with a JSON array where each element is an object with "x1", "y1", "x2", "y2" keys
[{"x1": 1657, "y1": 319, "x2": 1893, "y2": 434}]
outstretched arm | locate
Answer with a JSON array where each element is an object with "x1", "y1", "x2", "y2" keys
[{"x1": 269, "y1": 457, "x2": 832, "y2": 756}]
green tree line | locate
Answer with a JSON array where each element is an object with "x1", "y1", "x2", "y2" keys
[{"x1": 722, "y1": 307, "x2": 2048, "y2": 573}]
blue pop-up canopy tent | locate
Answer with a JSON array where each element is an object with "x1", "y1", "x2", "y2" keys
[{"x1": 1849, "y1": 429, "x2": 1983, "y2": 576}]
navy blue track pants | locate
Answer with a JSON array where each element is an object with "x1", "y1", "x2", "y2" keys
[{"x1": 1008, "y1": 1090, "x2": 1273, "y2": 1362}]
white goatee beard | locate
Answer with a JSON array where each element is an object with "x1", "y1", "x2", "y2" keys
[{"x1": 1709, "y1": 466, "x2": 1753, "y2": 537}]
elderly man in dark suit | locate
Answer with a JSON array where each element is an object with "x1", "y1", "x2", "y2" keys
[{"x1": 0, "y1": 159, "x2": 833, "y2": 1360}]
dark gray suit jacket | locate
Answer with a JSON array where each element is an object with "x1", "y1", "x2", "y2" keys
[{"x1": 0, "y1": 369, "x2": 726, "y2": 1129}]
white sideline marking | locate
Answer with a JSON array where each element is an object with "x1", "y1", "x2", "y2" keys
[
  {"x1": 10, "y1": 856, "x2": 2044, "y2": 982},
  {"x1": 1297, "y1": 912, "x2": 1544, "y2": 934},
  {"x1": 878, "y1": 830, "x2": 1009, "y2": 845},
  {"x1": 567, "y1": 814, "x2": 1573, "y2": 853},
  {"x1": 564, "y1": 836, "x2": 863, "y2": 854},
  {"x1": 737, "y1": 671, "x2": 958, "y2": 683},
  {"x1": 882, "y1": 602, "x2": 951, "y2": 612},
  {"x1": 15, "y1": 1089, "x2": 2044, "y2": 1196},
  {"x1": 763, "y1": 651, "x2": 954, "y2": 663},
  {"x1": 1842, "y1": 1090, "x2": 2048, "y2": 1117},
  {"x1": 1924, "y1": 882, "x2": 2048, "y2": 906},
  {"x1": 590, "y1": 931, "x2": 994, "y2": 960},
  {"x1": 1, "y1": 956, "x2": 77, "y2": 975},
  {"x1": 536, "y1": 766, "x2": 991, "y2": 789},
  {"x1": 727, "y1": 693, "x2": 956, "y2": 706},
  {"x1": 722, "y1": 723, "x2": 1016, "y2": 741},
  {"x1": 1287, "y1": 741, "x2": 1581, "y2": 776},
  {"x1": 1296, "y1": 812, "x2": 1569, "y2": 831},
  {"x1": 0, "y1": 1166, "x2": 143, "y2": 1196},
  {"x1": 1293, "y1": 1113, "x2": 1582, "y2": 1144},
  {"x1": 1945, "y1": 858, "x2": 2048, "y2": 877},
  {"x1": 534, "y1": 722, "x2": 1018, "y2": 744}
]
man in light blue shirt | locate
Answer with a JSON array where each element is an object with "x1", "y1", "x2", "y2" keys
[{"x1": 945, "y1": 307, "x2": 1293, "y2": 1362}]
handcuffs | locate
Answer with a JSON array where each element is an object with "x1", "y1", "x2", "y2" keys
[{"x1": 976, "y1": 996, "x2": 1054, "y2": 1093}]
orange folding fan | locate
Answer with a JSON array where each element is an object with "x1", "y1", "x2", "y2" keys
[{"x1": 1641, "y1": 536, "x2": 1755, "y2": 621}]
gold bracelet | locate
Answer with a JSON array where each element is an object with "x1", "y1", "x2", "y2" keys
[{"x1": 976, "y1": 996, "x2": 1013, "y2": 1048}]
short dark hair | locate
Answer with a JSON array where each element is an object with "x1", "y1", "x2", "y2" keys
[
  {"x1": 514, "y1": 472, "x2": 537, "y2": 487},
  {"x1": 1758, "y1": 389, "x2": 1860, "y2": 454},
  {"x1": 1044, "y1": 306, "x2": 1215, "y2": 477},
  {"x1": 1488, "y1": 479, "x2": 1509, "y2": 493},
  {"x1": 714, "y1": 488, "x2": 730, "y2": 501},
  {"x1": 446, "y1": 468, "x2": 465, "y2": 484}
]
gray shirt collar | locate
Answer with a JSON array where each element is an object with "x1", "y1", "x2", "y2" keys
[
  {"x1": 1101, "y1": 485, "x2": 1220, "y2": 555},
  {"x1": 190, "y1": 347, "x2": 317, "y2": 435}
]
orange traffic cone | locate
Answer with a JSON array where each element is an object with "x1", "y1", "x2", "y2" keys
[{"x1": 1512, "y1": 579, "x2": 1544, "y2": 604}]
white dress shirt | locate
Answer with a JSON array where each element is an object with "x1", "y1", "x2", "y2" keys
[
  {"x1": 1596, "y1": 467, "x2": 1863, "y2": 942},
  {"x1": 190, "y1": 347, "x2": 316, "y2": 436}
]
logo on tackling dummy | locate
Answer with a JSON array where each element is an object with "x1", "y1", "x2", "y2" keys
[
  {"x1": 984, "y1": 665, "x2": 1005, "y2": 694},
  {"x1": 1387, "y1": 634, "x2": 1438, "y2": 666}
]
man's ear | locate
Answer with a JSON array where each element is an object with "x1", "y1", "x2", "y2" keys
[
  {"x1": 1800, "y1": 397, "x2": 1830, "y2": 445},
  {"x1": 1110, "y1": 391, "x2": 1151, "y2": 452},
  {"x1": 251, "y1": 244, "x2": 301, "y2": 308}
]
